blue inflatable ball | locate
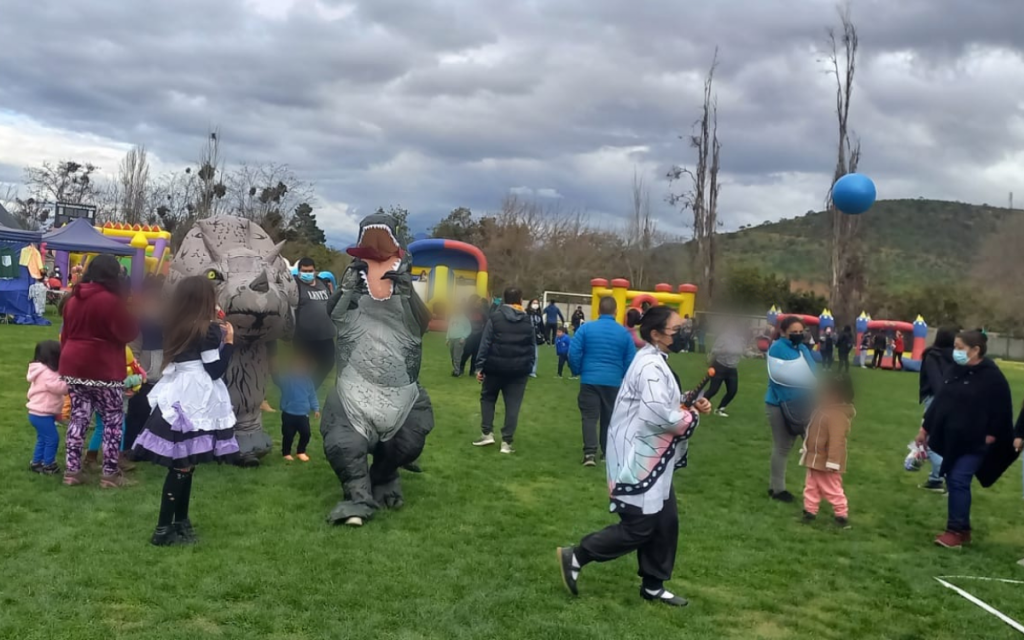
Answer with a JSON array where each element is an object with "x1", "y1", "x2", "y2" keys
[{"x1": 832, "y1": 173, "x2": 876, "y2": 215}]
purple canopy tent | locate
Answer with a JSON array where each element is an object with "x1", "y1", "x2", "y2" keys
[
  {"x1": 0, "y1": 223, "x2": 49, "y2": 325},
  {"x1": 43, "y1": 219, "x2": 137, "y2": 289}
]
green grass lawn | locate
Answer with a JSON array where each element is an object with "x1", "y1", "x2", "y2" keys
[{"x1": 2, "y1": 325, "x2": 1024, "y2": 640}]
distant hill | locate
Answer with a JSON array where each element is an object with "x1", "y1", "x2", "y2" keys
[{"x1": 654, "y1": 199, "x2": 1021, "y2": 291}]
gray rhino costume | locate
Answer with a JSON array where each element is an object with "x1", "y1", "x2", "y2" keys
[
  {"x1": 322, "y1": 213, "x2": 434, "y2": 526},
  {"x1": 171, "y1": 216, "x2": 298, "y2": 466}
]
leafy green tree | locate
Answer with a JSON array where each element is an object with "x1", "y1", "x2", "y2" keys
[
  {"x1": 375, "y1": 205, "x2": 413, "y2": 246},
  {"x1": 431, "y1": 207, "x2": 478, "y2": 242},
  {"x1": 286, "y1": 202, "x2": 326, "y2": 245}
]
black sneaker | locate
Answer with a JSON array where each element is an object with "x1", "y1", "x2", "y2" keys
[
  {"x1": 556, "y1": 547, "x2": 579, "y2": 596},
  {"x1": 29, "y1": 462, "x2": 44, "y2": 474},
  {"x1": 640, "y1": 586, "x2": 689, "y2": 607},
  {"x1": 802, "y1": 510, "x2": 817, "y2": 523},
  {"x1": 39, "y1": 463, "x2": 60, "y2": 476},
  {"x1": 920, "y1": 480, "x2": 946, "y2": 493},
  {"x1": 834, "y1": 516, "x2": 851, "y2": 529},
  {"x1": 582, "y1": 455, "x2": 596, "y2": 467},
  {"x1": 770, "y1": 490, "x2": 795, "y2": 503},
  {"x1": 150, "y1": 526, "x2": 179, "y2": 547},
  {"x1": 174, "y1": 519, "x2": 198, "y2": 545}
]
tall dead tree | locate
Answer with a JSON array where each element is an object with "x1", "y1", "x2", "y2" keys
[
  {"x1": 668, "y1": 50, "x2": 721, "y2": 307},
  {"x1": 118, "y1": 145, "x2": 151, "y2": 225},
  {"x1": 826, "y1": 6, "x2": 863, "y2": 325},
  {"x1": 624, "y1": 168, "x2": 657, "y2": 291}
]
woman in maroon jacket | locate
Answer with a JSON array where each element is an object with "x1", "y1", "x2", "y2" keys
[{"x1": 59, "y1": 255, "x2": 138, "y2": 487}]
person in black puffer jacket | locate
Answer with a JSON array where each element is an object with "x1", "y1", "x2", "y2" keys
[
  {"x1": 472, "y1": 287, "x2": 537, "y2": 454},
  {"x1": 916, "y1": 327, "x2": 957, "y2": 491},
  {"x1": 919, "y1": 330, "x2": 1018, "y2": 549}
]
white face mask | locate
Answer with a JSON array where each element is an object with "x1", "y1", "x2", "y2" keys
[{"x1": 531, "y1": 304, "x2": 539, "y2": 310}]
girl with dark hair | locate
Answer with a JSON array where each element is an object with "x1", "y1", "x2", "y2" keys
[
  {"x1": 58, "y1": 254, "x2": 138, "y2": 488},
  {"x1": 26, "y1": 341, "x2": 67, "y2": 475},
  {"x1": 919, "y1": 330, "x2": 1018, "y2": 549},
  {"x1": 764, "y1": 316, "x2": 817, "y2": 503},
  {"x1": 916, "y1": 326, "x2": 957, "y2": 491},
  {"x1": 132, "y1": 276, "x2": 240, "y2": 546},
  {"x1": 558, "y1": 305, "x2": 712, "y2": 607}
]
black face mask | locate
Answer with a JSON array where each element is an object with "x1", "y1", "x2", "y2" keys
[
  {"x1": 788, "y1": 332, "x2": 804, "y2": 347},
  {"x1": 669, "y1": 330, "x2": 687, "y2": 353}
]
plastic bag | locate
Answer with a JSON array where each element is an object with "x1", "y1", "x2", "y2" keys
[{"x1": 904, "y1": 441, "x2": 927, "y2": 471}]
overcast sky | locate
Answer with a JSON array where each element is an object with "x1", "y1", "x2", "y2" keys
[{"x1": 1, "y1": 0, "x2": 1022, "y2": 246}]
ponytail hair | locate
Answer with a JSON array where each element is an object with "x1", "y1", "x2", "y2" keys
[{"x1": 958, "y1": 329, "x2": 988, "y2": 357}]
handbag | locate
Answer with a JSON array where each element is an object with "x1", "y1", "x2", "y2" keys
[{"x1": 780, "y1": 399, "x2": 812, "y2": 437}]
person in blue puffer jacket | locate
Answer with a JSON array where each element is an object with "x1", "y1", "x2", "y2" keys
[
  {"x1": 569, "y1": 296, "x2": 637, "y2": 466},
  {"x1": 764, "y1": 315, "x2": 818, "y2": 503}
]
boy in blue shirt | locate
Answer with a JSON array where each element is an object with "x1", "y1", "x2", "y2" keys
[
  {"x1": 555, "y1": 327, "x2": 573, "y2": 378},
  {"x1": 273, "y1": 353, "x2": 320, "y2": 462}
]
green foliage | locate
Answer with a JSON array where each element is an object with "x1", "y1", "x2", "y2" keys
[
  {"x1": 431, "y1": 206, "x2": 478, "y2": 242},
  {"x1": 284, "y1": 202, "x2": 326, "y2": 246},
  {"x1": 375, "y1": 205, "x2": 414, "y2": 246},
  {"x1": 2, "y1": 329, "x2": 1024, "y2": 639},
  {"x1": 719, "y1": 267, "x2": 828, "y2": 315}
]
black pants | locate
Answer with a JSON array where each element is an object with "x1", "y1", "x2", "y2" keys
[
  {"x1": 297, "y1": 338, "x2": 336, "y2": 389},
  {"x1": 125, "y1": 382, "x2": 155, "y2": 450},
  {"x1": 893, "y1": 351, "x2": 903, "y2": 369},
  {"x1": 480, "y1": 373, "x2": 528, "y2": 444},
  {"x1": 704, "y1": 364, "x2": 738, "y2": 410},
  {"x1": 837, "y1": 352, "x2": 850, "y2": 373},
  {"x1": 461, "y1": 333, "x2": 482, "y2": 375},
  {"x1": 281, "y1": 412, "x2": 311, "y2": 455},
  {"x1": 557, "y1": 354, "x2": 569, "y2": 377},
  {"x1": 546, "y1": 322, "x2": 559, "y2": 344},
  {"x1": 871, "y1": 348, "x2": 885, "y2": 369},
  {"x1": 576, "y1": 489, "x2": 678, "y2": 590},
  {"x1": 579, "y1": 384, "x2": 618, "y2": 456},
  {"x1": 821, "y1": 351, "x2": 834, "y2": 370}
]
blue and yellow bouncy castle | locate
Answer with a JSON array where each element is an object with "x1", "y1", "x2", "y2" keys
[{"x1": 407, "y1": 239, "x2": 488, "y2": 329}]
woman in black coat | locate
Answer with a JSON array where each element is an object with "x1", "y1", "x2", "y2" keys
[
  {"x1": 916, "y1": 327, "x2": 957, "y2": 491},
  {"x1": 918, "y1": 330, "x2": 1018, "y2": 549}
]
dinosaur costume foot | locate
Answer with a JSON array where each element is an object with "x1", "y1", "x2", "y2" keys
[
  {"x1": 327, "y1": 500, "x2": 375, "y2": 526},
  {"x1": 372, "y1": 478, "x2": 405, "y2": 510},
  {"x1": 234, "y1": 429, "x2": 273, "y2": 462}
]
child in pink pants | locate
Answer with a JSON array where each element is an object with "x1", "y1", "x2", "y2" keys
[{"x1": 800, "y1": 375, "x2": 856, "y2": 527}]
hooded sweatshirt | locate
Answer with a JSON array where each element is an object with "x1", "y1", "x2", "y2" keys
[
  {"x1": 58, "y1": 282, "x2": 138, "y2": 383},
  {"x1": 27, "y1": 362, "x2": 68, "y2": 416},
  {"x1": 476, "y1": 305, "x2": 536, "y2": 376}
]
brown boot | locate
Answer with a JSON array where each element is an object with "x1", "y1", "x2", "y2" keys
[
  {"x1": 100, "y1": 471, "x2": 136, "y2": 489},
  {"x1": 118, "y1": 452, "x2": 136, "y2": 472},
  {"x1": 83, "y1": 449, "x2": 99, "y2": 471}
]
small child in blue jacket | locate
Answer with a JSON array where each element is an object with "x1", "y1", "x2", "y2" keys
[
  {"x1": 273, "y1": 353, "x2": 320, "y2": 462},
  {"x1": 555, "y1": 327, "x2": 573, "y2": 378}
]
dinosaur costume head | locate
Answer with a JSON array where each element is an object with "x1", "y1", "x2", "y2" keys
[
  {"x1": 347, "y1": 214, "x2": 406, "y2": 301},
  {"x1": 171, "y1": 216, "x2": 299, "y2": 463}
]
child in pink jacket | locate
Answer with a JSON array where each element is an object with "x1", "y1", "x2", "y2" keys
[{"x1": 27, "y1": 341, "x2": 67, "y2": 475}]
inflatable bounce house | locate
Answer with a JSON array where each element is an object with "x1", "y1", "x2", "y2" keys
[
  {"x1": 50, "y1": 221, "x2": 171, "y2": 291},
  {"x1": 855, "y1": 312, "x2": 928, "y2": 372},
  {"x1": 408, "y1": 239, "x2": 488, "y2": 330},
  {"x1": 590, "y1": 278, "x2": 697, "y2": 345},
  {"x1": 765, "y1": 307, "x2": 835, "y2": 362}
]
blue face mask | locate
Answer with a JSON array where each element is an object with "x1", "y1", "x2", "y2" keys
[
  {"x1": 952, "y1": 349, "x2": 969, "y2": 365},
  {"x1": 299, "y1": 272, "x2": 315, "y2": 284}
]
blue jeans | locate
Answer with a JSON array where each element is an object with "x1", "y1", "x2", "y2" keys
[
  {"x1": 531, "y1": 344, "x2": 538, "y2": 377},
  {"x1": 28, "y1": 414, "x2": 59, "y2": 465},
  {"x1": 946, "y1": 452, "x2": 984, "y2": 532},
  {"x1": 88, "y1": 412, "x2": 126, "y2": 452}
]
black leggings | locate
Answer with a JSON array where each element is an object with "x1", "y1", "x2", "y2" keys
[
  {"x1": 837, "y1": 352, "x2": 850, "y2": 373},
  {"x1": 893, "y1": 351, "x2": 903, "y2": 369},
  {"x1": 704, "y1": 364, "x2": 738, "y2": 409},
  {"x1": 157, "y1": 467, "x2": 194, "y2": 528}
]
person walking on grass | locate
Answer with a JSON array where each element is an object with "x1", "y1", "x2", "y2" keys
[
  {"x1": 473, "y1": 287, "x2": 536, "y2": 454},
  {"x1": 568, "y1": 296, "x2": 636, "y2": 466},
  {"x1": 131, "y1": 276, "x2": 240, "y2": 546},
  {"x1": 557, "y1": 306, "x2": 712, "y2": 608},
  {"x1": 871, "y1": 330, "x2": 887, "y2": 369},
  {"x1": 26, "y1": 341, "x2": 67, "y2": 475},
  {"x1": 918, "y1": 330, "x2": 1018, "y2": 549},
  {"x1": 764, "y1": 316, "x2": 818, "y2": 503},
  {"x1": 819, "y1": 327, "x2": 835, "y2": 371},
  {"x1": 800, "y1": 374, "x2": 856, "y2": 528},
  {"x1": 704, "y1": 321, "x2": 745, "y2": 418},
  {"x1": 446, "y1": 301, "x2": 472, "y2": 377},
  {"x1": 58, "y1": 254, "x2": 139, "y2": 488},
  {"x1": 571, "y1": 305, "x2": 585, "y2": 334},
  {"x1": 554, "y1": 326, "x2": 572, "y2": 378},
  {"x1": 459, "y1": 296, "x2": 488, "y2": 377},
  {"x1": 836, "y1": 326, "x2": 854, "y2": 373},
  {"x1": 543, "y1": 300, "x2": 564, "y2": 345},
  {"x1": 273, "y1": 352, "x2": 320, "y2": 462},
  {"x1": 917, "y1": 327, "x2": 957, "y2": 492},
  {"x1": 893, "y1": 331, "x2": 905, "y2": 370},
  {"x1": 294, "y1": 257, "x2": 336, "y2": 388}
]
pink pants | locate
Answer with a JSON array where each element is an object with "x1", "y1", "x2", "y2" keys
[{"x1": 804, "y1": 468, "x2": 848, "y2": 518}]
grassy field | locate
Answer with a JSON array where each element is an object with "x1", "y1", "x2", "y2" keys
[{"x1": 2, "y1": 324, "x2": 1024, "y2": 640}]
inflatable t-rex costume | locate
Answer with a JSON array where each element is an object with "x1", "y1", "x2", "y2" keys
[
  {"x1": 171, "y1": 216, "x2": 298, "y2": 466},
  {"x1": 322, "y1": 213, "x2": 434, "y2": 526}
]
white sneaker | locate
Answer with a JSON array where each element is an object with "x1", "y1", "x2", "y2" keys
[
  {"x1": 344, "y1": 517, "x2": 363, "y2": 527},
  {"x1": 714, "y1": 408, "x2": 729, "y2": 418},
  {"x1": 472, "y1": 434, "x2": 495, "y2": 447},
  {"x1": 500, "y1": 442, "x2": 515, "y2": 454}
]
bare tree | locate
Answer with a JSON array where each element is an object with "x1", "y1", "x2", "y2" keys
[
  {"x1": 668, "y1": 49, "x2": 722, "y2": 307},
  {"x1": 623, "y1": 168, "x2": 657, "y2": 290},
  {"x1": 825, "y1": 4, "x2": 863, "y2": 325},
  {"x1": 226, "y1": 162, "x2": 315, "y2": 237},
  {"x1": 118, "y1": 145, "x2": 151, "y2": 225},
  {"x1": 195, "y1": 130, "x2": 228, "y2": 219}
]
